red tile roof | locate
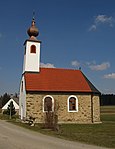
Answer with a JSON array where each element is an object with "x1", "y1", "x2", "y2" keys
[{"x1": 24, "y1": 68, "x2": 99, "y2": 93}]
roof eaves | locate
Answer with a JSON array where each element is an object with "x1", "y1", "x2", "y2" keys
[
  {"x1": 81, "y1": 72, "x2": 100, "y2": 94},
  {"x1": 26, "y1": 89, "x2": 94, "y2": 93}
]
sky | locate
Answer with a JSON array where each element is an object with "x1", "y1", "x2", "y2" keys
[{"x1": 0, "y1": 0, "x2": 115, "y2": 95}]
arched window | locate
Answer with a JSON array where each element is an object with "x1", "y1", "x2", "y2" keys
[
  {"x1": 43, "y1": 95, "x2": 54, "y2": 112},
  {"x1": 30, "y1": 45, "x2": 36, "y2": 53},
  {"x1": 68, "y1": 96, "x2": 78, "y2": 112}
]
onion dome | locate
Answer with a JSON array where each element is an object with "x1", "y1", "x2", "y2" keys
[{"x1": 27, "y1": 17, "x2": 39, "y2": 40}]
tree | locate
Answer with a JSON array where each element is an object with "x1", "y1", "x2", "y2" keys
[
  {"x1": 0, "y1": 96, "x2": 2, "y2": 108},
  {"x1": 1, "y1": 93, "x2": 10, "y2": 107},
  {"x1": 3, "y1": 101, "x2": 16, "y2": 119},
  {"x1": 100, "y1": 94, "x2": 115, "y2": 106},
  {"x1": 43, "y1": 99, "x2": 59, "y2": 131}
]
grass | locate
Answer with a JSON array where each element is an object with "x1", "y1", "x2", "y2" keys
[
  {"x1": 0, "y1": 106, "x2": 115, "y2": 148},
  {"x1": 100, "y1": 106, "x2": 115, "y2": 114},
  {"x1": 59, "y1": 121, "x2": 115, "y2": 148}
]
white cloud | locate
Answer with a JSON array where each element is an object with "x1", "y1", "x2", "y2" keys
[
  {"x1": 40, "y1": 63, "x2": 55, "y2": 68},
  {"x1": 71, "y1": 60, "x2": 110, "y2": 71},
  {"x1": 89, "y1": 25, "x2": 97, "y2": 31},
  {"x1": 89, "y1": 14, "x2": 114, "y2": 31},
  {"x1": 86, "y1": 61, "x2": 96, "y2": 66},
  {"x1": 89, "y1": 62, "x2": 110, "y2": 71},
  {"x1": 104, "y1": 73, "x2": 115, "y2": 79},
  {"x1": 95, "y1": 15, "x2": 113, "y2": 25},
  {"x1": 71, "y1": 60, "x2": 80, "y2": 67}
]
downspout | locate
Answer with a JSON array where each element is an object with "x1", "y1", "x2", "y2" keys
[{"x1": 91, "y1": 93, "x2": 94, "y2": 123}]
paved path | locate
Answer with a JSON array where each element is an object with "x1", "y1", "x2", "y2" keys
[{"x1": 0, "y1": 120, "x2": 110, "y2": 149}]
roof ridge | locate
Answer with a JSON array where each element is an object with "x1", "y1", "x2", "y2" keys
[{"x1": 40, "y1": 67, "x2": 81, "y2": 71}]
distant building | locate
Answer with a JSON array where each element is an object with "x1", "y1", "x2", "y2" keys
[
  {"x1": 19, "y1": 17, "x2": 100, "y2": 123},
  {"x1": 2, "y1": 98, "x2": 19, "y2": 114}
]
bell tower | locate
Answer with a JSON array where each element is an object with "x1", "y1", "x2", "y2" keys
[{"x1": 23, "y1": 16, "x2": 41, "y2": 73}]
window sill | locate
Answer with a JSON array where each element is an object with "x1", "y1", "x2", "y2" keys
[{"x1": 68, "y1": 110, "x2": 78, "y2": 113}]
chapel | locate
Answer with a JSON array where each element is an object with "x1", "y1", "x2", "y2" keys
[{"x1": 19, "y1": 17, "x2": 100, "y2": 123}]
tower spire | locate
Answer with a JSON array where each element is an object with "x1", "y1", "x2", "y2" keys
[
  {"x1": 23, "y1": 15, "x2": 41, "y2": 73},
  {"x1": 32, "y1": 11, "x2": 35, "y2": 20},
  {"x1": 27, "y1": 12, "x2": 39, "y2": 40}
]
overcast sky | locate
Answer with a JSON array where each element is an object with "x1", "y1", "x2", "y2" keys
[{"x1": 0, "y1": 0, "x2": 115, "y2": 95}]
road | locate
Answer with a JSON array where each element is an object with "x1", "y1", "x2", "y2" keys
[{"x1": 0, "y1": 120, "x2": 110, "y2": 149}]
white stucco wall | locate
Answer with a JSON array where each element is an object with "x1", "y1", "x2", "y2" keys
[
  {"x1": 19, "y1": 75, "x2": 26, "y2": 119},
  {"x1": 23, "y1": 40, "x2": 40, "y2": 73}
]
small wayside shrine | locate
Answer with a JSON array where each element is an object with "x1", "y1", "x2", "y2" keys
[{"x1": 19, "y1": 16, "x2": 101, "y2": 124}]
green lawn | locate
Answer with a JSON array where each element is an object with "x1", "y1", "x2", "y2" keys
[
  {"x1": 59, "y1": 120, "x2": 115, "y2": 148},
  {"x1": 100, "y1": 106, "x2": 115, "y2": 114},
  {"x1": 0, "y1": 106, "x2": 115, "y2": 148},
  {"x1": 53, "y1": 107, "x2": 115, "y2": 148}
]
